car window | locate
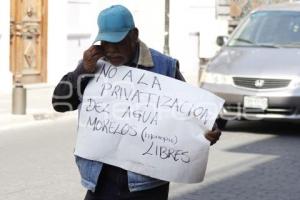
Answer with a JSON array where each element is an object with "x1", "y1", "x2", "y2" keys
[{"x1": 228, "y1": 11, "x2": 300, "y2": 47}]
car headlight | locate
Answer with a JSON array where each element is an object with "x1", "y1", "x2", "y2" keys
[
  {"x1": 203, "y1": 72, "x2": 233, "y2": 84},
  {"x1": 292, "y1": 77, "x2": 300, "y2": 88}
]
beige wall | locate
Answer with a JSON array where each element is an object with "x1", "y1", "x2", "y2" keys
[{"x1": 0, "y1": 0, "x2": 12, "y2": 93}]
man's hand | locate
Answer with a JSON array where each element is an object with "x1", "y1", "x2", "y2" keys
[
  {"x1": 83, "y1": 45, "x2": 104, "y2": 73},
  {"x1": 205, "y1": 124, "x2": 222, "y2": 146}
]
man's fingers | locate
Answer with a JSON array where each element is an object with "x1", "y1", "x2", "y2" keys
[
  {"x1": 90, "y1": 45, "x2": 104, "y2": 58},
  {"x1": 84, "y1": 46, "x2": 103, "y2": 61},
  {"x1": 85, "y1": 45, "x2": 103, "y2": 57},
  {"x1": 90, "y1": 53, "x2": 103, "y2": 60},
  {"x1": 90, "y1": 45, "x2": 103, "y2": 54},
  {"x1": 205, "y1": 130, "x2": 221, "y2": 146},
  {"x1": 205, "y1": 135, "x2": 214, "y2": 142},
  {"x1": 82, "y1": 45, "x2": 104, "y2": 73}
]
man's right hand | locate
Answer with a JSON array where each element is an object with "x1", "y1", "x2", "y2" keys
[{"x1": 83, "y1": 45, "x2": 104, "y2": 73}]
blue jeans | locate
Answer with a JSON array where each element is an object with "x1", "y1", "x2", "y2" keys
[{"x1": 84, "y1": 164, "x2": 169, "y2": 200}]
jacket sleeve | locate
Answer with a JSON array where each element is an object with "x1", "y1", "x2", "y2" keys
[
  {"x1": 52, "y1": 61, "x2": 93, "y2": 112},
  {"x1": 174, "y1": 61, "x2": 185, "y2": 82}
]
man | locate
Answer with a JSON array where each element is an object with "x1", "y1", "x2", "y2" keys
[{"x1": 52, "y1": 5, "x2": 221, "y2": 200}]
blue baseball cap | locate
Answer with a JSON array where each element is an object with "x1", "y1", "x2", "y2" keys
[{"x1": 94, "y1": 5, "x2": 135, "y2": 43}]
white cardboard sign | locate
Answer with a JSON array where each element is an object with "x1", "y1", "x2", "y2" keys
[{"x1": 74, "y1": 60, "x2": 224, "y2": 183}]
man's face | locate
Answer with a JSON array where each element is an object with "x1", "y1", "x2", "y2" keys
[{"x1": 101, "y1": 29, "x2": 138, "y2": 66}]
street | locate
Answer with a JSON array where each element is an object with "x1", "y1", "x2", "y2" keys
[
  {"x1": 0, "y1": 114, "x2": 85, "y2": 200},
  {"x1": 170, "y1": 120, "x2": 300, "y2": 200},
  {"x1": 0, "y1": 115, "x2": 299, "y2": 200}
]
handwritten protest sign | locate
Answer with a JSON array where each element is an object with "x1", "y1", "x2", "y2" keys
[{"x1": 74, "y1": 60, "x2": 224, "y2": 183}]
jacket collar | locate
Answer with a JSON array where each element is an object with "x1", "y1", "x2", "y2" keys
[{"x1": 132, "y1": 40, "x2": 154, "y2": 68}]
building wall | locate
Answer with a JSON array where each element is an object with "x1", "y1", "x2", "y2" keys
[
  {"x1": 66, "y1": 0, "x2": 94, "y2": 77},
  {"x1": 170, "y1": 0, "x2": 227, "y2": 85},
  {"x1": 0, "y1": 0, "x2": 12, "y2": 93},
  {"x1": 47, "y1": 0, "x2": 68, "y2": 84},
  {"x1": 0, "y1": 0, "x2": 227, "y2": 88}
]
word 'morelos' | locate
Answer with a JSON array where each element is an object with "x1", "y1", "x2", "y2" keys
[{"x1": 86, "y1": 116, "x2": 137, "y2": 137}]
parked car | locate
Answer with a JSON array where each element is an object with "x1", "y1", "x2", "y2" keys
[{"x1": 201, "y1": 3, "x2": 300, "y2": 129}]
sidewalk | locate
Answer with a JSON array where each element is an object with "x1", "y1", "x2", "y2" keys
[{"x1": 0, "y1": 84, "x2": 75, "y2": 131}]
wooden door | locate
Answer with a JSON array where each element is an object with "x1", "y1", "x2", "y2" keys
[{"x1": 10, "y1": 0, "x2": 48, "y2": 84}]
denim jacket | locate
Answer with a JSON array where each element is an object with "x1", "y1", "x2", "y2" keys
[{"x1": 75, "y1": 41, "x2": 178, "y2": 192}]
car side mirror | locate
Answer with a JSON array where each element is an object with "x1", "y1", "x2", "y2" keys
[{"x1": 216, "y1": 36, "x2": 228, "y2": 46}]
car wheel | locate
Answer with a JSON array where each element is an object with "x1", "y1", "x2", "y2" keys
[{"x1": 216, "y1": 118, "x2": 227, "y2": 130}]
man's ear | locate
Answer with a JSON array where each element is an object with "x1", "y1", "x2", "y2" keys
[{"x1": 131, "y1": 28, "x2": 139, "y2": 43}]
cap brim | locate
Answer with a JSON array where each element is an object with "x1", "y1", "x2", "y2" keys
[{"x1": 94, "y1": 30, "x2": 129, "y2": 43}]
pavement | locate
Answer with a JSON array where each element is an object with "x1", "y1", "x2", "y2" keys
[{"x1": 0, "y1": 83, "x2": 75, "y2": 132}]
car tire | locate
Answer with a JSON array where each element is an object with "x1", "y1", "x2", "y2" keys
[{"x1": 216, "y1": 118, "x2": 227, "y2": 130}]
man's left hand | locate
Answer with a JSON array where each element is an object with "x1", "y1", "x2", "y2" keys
[{"x1": 205, "y1": 125, "x2": 222, "y2": 146}]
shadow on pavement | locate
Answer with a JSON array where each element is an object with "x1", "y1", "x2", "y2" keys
[{"x1": 225, "y1": 120, "x2": 300, "y2": 136}]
